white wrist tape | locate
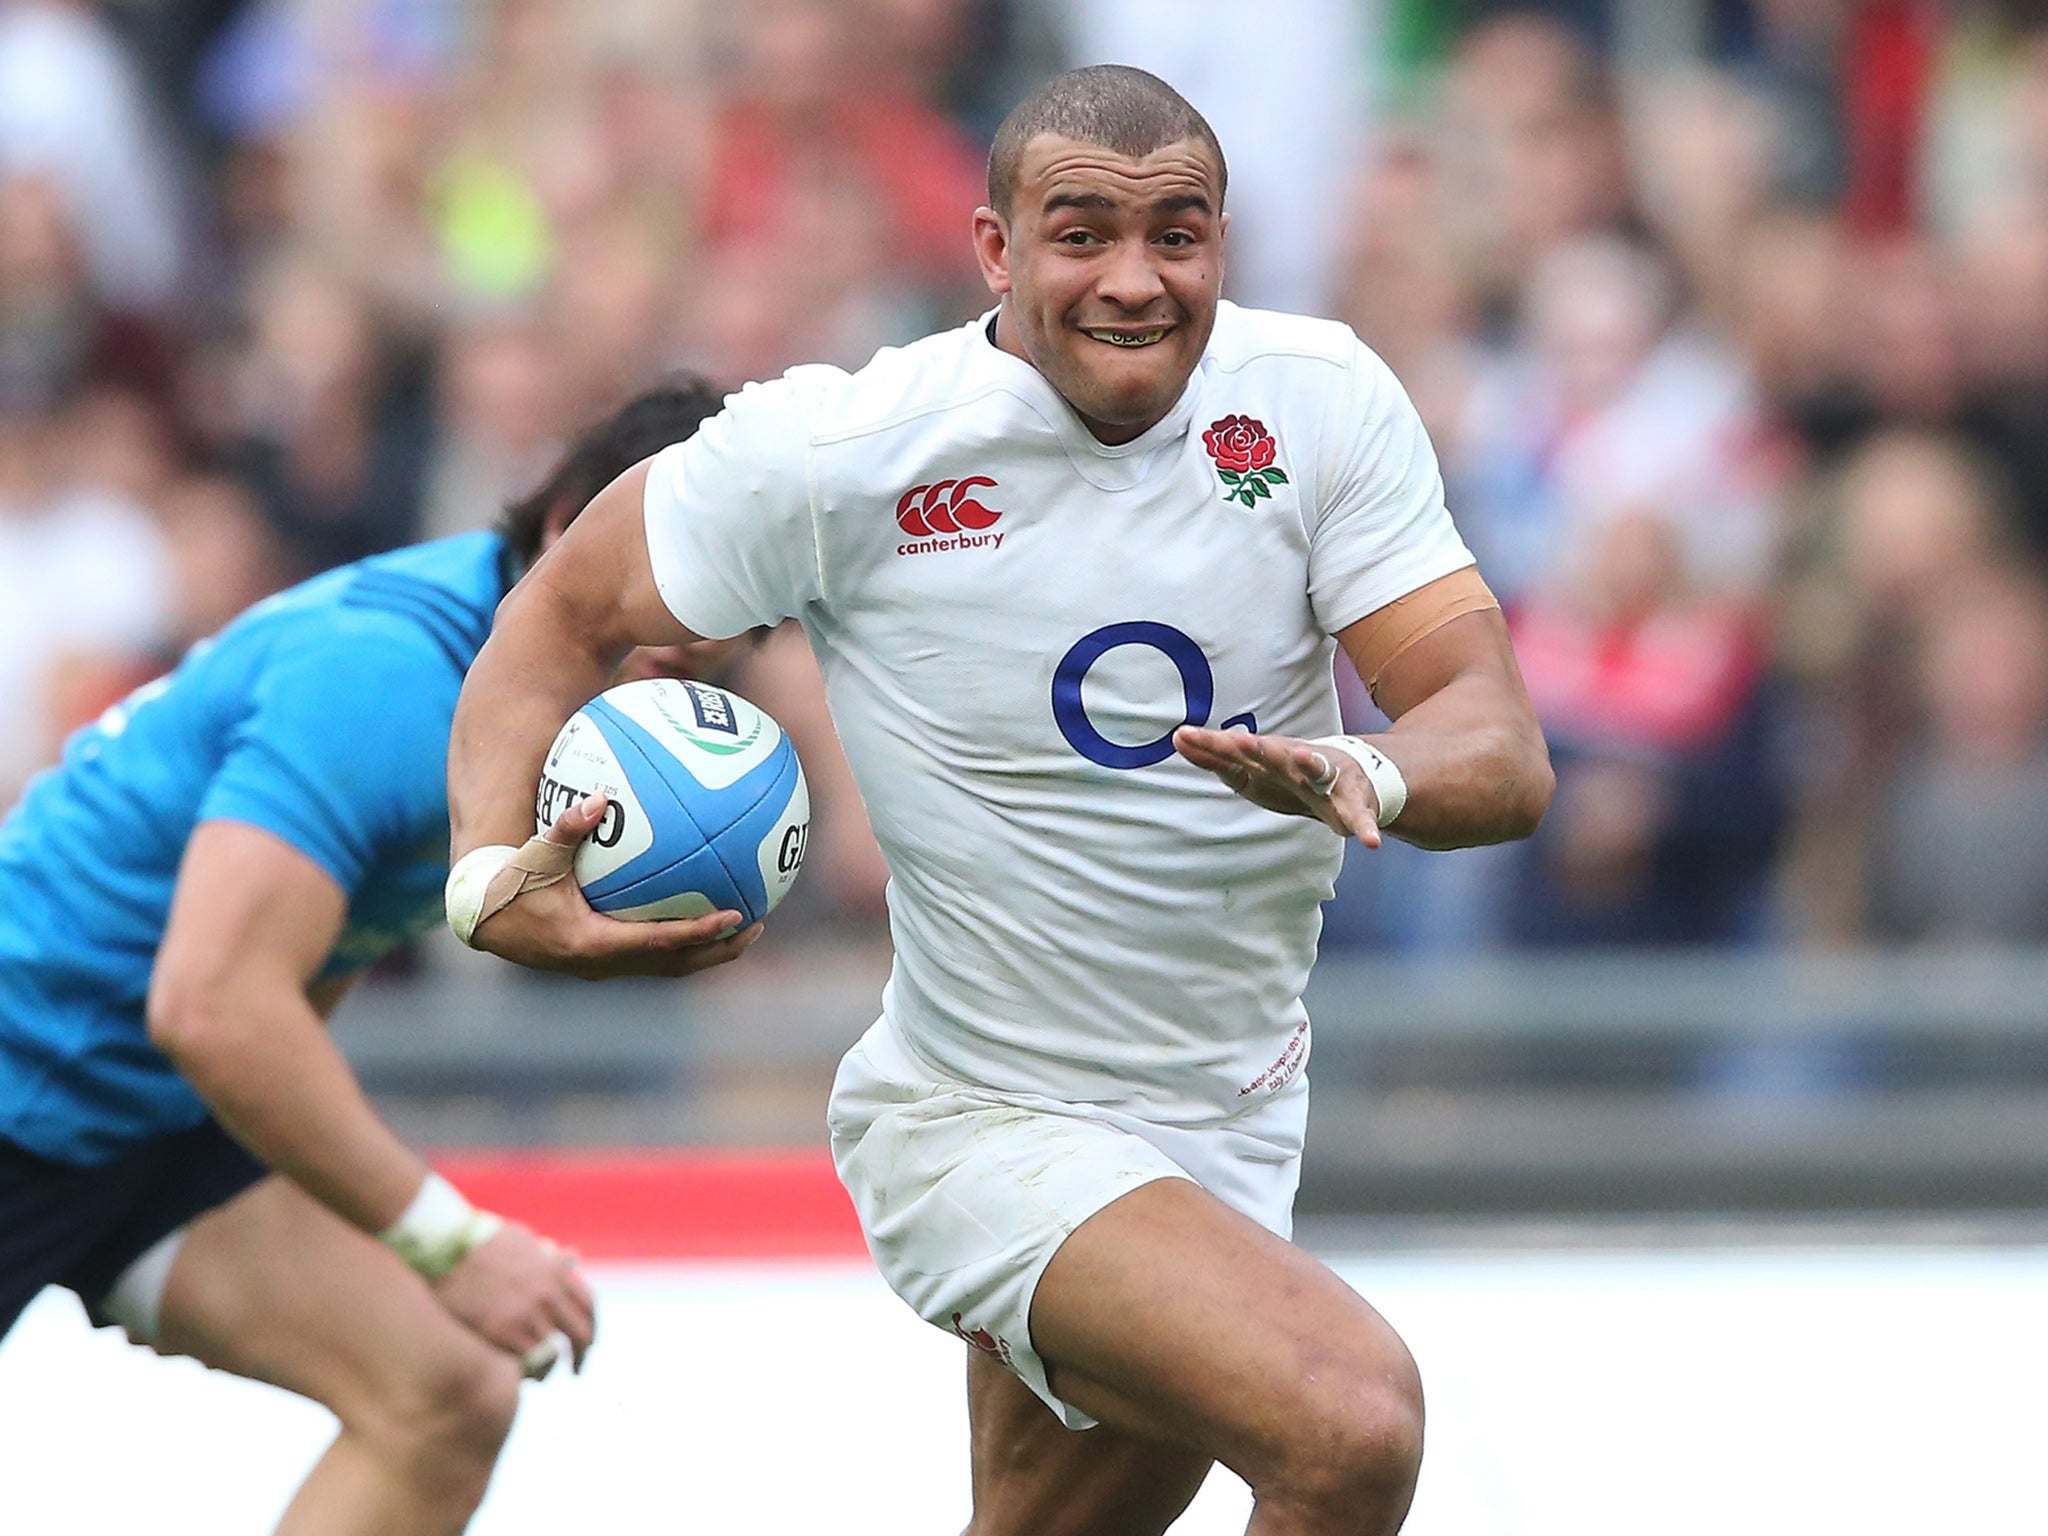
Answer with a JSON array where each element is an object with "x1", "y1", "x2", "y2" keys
[
  {"x1": 446, "y1": 844, "x2": 521, "y2": 946},
  {"x1": 446, "y1": 835, "x2": 578, "y2": 947},
  {"x1": 1310, "y1": 735, "x2": 1408, "y2": 826},
  {"x1": 378, "y1": 1173, "x2": 503, "y2": 1281}
]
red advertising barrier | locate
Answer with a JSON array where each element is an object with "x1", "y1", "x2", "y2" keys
[{"x1": 431, "y1": 1148, "x2": 868, "y2": 1260}]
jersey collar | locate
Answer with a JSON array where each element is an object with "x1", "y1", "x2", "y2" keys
[{"x1": 976, "y1": 310, "x2": 1201, "y2": 492}]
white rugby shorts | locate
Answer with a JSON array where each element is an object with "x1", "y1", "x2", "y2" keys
[{"x1": 828, "y1": 1017, "x2": 1308, "y2": 1429}]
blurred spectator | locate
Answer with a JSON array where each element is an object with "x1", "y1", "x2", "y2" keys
[
  {"x1": 0, "y1": 386, "x2": 174, "y2": 806},
  {"x1": 1867, "y1": 565, "x2": 2048, "y2": 942},
  {"x1": 698, "y1": 0, "x2": 986, "y2": 357},
  {"x1": 224, "y1": 252, "x2": 433, "y2": 575},
  {"x1": 0, "y1": 173, "x2": 179, "y2": 415},
  {"x1": 1433, "y1": 12, "x2": 1636, "y2": 318},
  {"x1": 419, "y1": 313, "x2": 564, "y2": 539},
  {"x1": 0, "y1": 0, "x2": 191, "y2": 310},
  {"x1": 1452, "y1": 232, "x2": 1776, "y2": 604},
  {"x1": 1627, "y1": 64, "x2": 1788, "y2": 328},
  {"x1": 1505, "y1": 508, "x2": 1782, "y2": 945},
  {"x1": 153, "y1": 472, "x2": 290, "y2": 648},
  {"x1": 1775, "y1": 428, "x2": 2022, "y2": 938}
]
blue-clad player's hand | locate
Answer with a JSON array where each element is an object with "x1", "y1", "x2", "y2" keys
[
  {"x1": 435, "y1": 1220, "x2": 596, "y2": 1376},
  {"x1": 468, "y1": 794, "x2": 764, "y2": 979}
]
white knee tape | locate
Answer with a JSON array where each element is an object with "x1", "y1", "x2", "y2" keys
[{"x1": 100, "y1": 1227, "x2": 188, "y2": 1346}]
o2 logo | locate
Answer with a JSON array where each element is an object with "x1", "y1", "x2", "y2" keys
[{"x1": 1051, "y1": 622, "x2": 1254, "y2": 769}]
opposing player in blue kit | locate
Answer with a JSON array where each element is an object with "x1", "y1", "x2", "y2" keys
[{"x1": 0, "y1": 378, "x2": 751, "y2": 1535}]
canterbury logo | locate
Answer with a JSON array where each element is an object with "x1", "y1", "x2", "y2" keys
[{"x1": 896, "y1": 477, "x2": 1001, "y2": 537}]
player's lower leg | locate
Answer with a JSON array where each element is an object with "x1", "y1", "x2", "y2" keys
[
  {"x1": 271, "y1": 1348, "x2": 521, "y2": 1536},
  {"x1": 962, "y1": 1350, "x2": 1213, "y2": 1536},
  {"x1": 144, "y1": 1180, "x2": 531, "y2": 1536}
]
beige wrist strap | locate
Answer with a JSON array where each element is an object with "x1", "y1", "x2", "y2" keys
[{"x1": 445, "y1": 836, "x2": 577, "y2": 946}]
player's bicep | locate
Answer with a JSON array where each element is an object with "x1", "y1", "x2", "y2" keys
[
  {"x1": 515, "y1": 460, "x2": 703, "y2": 657},
  {"x1": 1343, "y1": 601, "x2": 1532, "y2": 726},
  {"x1": 152, "y1": 821, "x2": 349, "y2": 1020}
]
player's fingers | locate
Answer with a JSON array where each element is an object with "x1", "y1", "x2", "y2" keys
[
  {"x1": 579, "y1": 921, "x2": 761, "y2": 978},
  {"x1": 620, "y1": 909, "x2": 749, "y2": 947},
  {"x1": 1172, "y1": 728, "x2": 1253, "y2": 775},
  {"x1": 1175, "y1": 723, "x2": 1252, "y2": 759},
  {"x1": 1333, "y1": 781, "x2": 1383, "y2": 847},
  {"x1": 547, "y1": 1284, "x2": 596, "y2": 1370},
  {"x1": 1197, "y1": 733, "x2": 1320, "y2": 792},
  {"x1": 560, "y1": 908, "x2": 741, "y2": 964},
  {"x1": 670, "y1": 923, "x2": 764, "y2": 973},
  {"x1": 520, "y1": 1333, "x2": 564, "y2": 1380},
  {"x1": 541, "y1": 790, "x2": 610, "y2": 846},
  {"x1": 1181, "y1": 726, "x2": 1301, "y2": 782},
  {"x1": 618, "y1": 918, "x2": 760, "y2": 967}
]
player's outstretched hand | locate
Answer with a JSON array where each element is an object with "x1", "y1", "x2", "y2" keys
[
  {"x1": 1173, "y1": 724, "x2": 1383, "y2": 847},
  {"x1": 435, "y1": 1221, "x2": 596, "y2": 1378},
  {"x1": 469, "y1": 793, "x2": 764, "y2": 978}
]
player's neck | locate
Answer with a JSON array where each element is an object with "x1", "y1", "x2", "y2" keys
[{"x1": 989, "y1": 304, "x2": 1164, "y2": 447}]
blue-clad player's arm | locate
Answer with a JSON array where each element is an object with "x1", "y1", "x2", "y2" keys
[{"x1": 149, "y1": 629, "x2": 595, "y2": 1367}]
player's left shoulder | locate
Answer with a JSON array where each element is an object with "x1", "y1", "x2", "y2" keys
[{"x1": 1203, "y1": 302, "x2": 1364, "y2": 379}]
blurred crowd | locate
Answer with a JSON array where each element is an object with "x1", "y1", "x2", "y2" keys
[{"x1": 7, "y1": 0, "x2": 2048, "y2": 951}]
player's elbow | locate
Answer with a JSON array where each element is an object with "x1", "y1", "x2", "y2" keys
[
  {"x1": 145, "y1": 971, "x2": 239, "y2": 1071},
  {"x1": 1460, "y1": 720, "x2": 1550, "y2": 844},
  {"x1": 1496, "y1": 723, "x2": 1554, "y2": 841}
]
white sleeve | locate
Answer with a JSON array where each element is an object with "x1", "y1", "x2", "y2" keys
[
  {"x1": 641, "y1": 376, "x2": 824, "y2": 640},
  {"x1": 1307, "y1": 339, "x2": 1476, "y2": 635}
]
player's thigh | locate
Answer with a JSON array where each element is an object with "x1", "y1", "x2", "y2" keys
[
  {"x1": 156, "y1": 1176, "x2": 520, "y2": 1432},
  {"x1": 1027, "y1": 1178, "x2": 1423, "y2": 1489},
  {"x1": 966, "y1": 1347, "x2": 1212, "y2": 1536}
]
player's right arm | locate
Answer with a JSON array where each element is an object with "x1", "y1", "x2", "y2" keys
[
  {"x1": 448, "y1": 461, "x2": 762, "y2": 976},
  {"x1": 452, "y1": 379, "x2": 823, "y2": 976},
  {"x1": 147, "y1": 820, "x2": 596, "y2": 1370}
]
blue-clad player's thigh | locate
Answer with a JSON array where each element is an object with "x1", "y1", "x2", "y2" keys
[{"x1": 0, "y1": 1118, "x2": 262, "y2": 1340}]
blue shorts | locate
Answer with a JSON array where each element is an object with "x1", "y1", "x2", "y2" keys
[{"x1": 0, "y1": 1119, "x2": 264, "y2": 1340}]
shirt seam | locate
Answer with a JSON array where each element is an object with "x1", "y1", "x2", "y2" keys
[{"x1": 806, "y1": 377, "x2": 1043, "y2": 449}]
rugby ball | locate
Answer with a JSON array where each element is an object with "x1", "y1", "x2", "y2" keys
[{"x1": 534, "y1": 678, "x2": 809, "y2": 924}]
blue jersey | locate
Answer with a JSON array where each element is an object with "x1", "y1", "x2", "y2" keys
[{"x1": 0, "y1": 532, "x2": 511, "y2": 1165}]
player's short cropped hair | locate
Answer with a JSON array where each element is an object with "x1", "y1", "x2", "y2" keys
[
  {"x1": 499, "y1": 374, "x2": 727, "y2": 566},
  {"x1": 987, "y1": 65, "x2": 1227, "y2": 218}
]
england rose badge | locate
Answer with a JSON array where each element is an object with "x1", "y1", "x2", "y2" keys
[{"x1": 1203, "y1": 415, "x2": 1288, "y2": 508}]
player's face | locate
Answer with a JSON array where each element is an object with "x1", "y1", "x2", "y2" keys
[{"x1": 975, "y1": 135, "x2": 1227, "y2": 444}]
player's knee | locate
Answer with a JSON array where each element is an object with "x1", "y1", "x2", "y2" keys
[
  {"x1": 368, "y1": 1338, "x2": 523, "y2": 1471},
  {"x1": 1269, "y1": 1364, "x2": 1425, "y2": 1518}
]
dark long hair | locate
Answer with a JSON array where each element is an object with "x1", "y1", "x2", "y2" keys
[{"x1": 498, "y1": 374, "x2": 729, "y2": 565}]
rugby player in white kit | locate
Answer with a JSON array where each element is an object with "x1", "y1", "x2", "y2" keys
[{"x1": 446, "y1": 66, "x2": 1552, "y2": 1536}]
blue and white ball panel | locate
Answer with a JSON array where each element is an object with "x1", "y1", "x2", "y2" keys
[{"x1": 534, "y1": 679, "x2": 809, "y2": 924}]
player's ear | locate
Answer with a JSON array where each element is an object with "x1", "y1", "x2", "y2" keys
[{"x1": 972, "y1": 206, "x2": 1013, "y2": 297}]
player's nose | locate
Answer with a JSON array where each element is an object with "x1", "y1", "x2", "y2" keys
[{"x1": 1094, "y1": 238, "x2": 1168, "y2": 310}]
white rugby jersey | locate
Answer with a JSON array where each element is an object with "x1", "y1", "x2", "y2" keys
[{"x1": 644, "y1": 301, "x2": 1473, "y2": 1128}]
